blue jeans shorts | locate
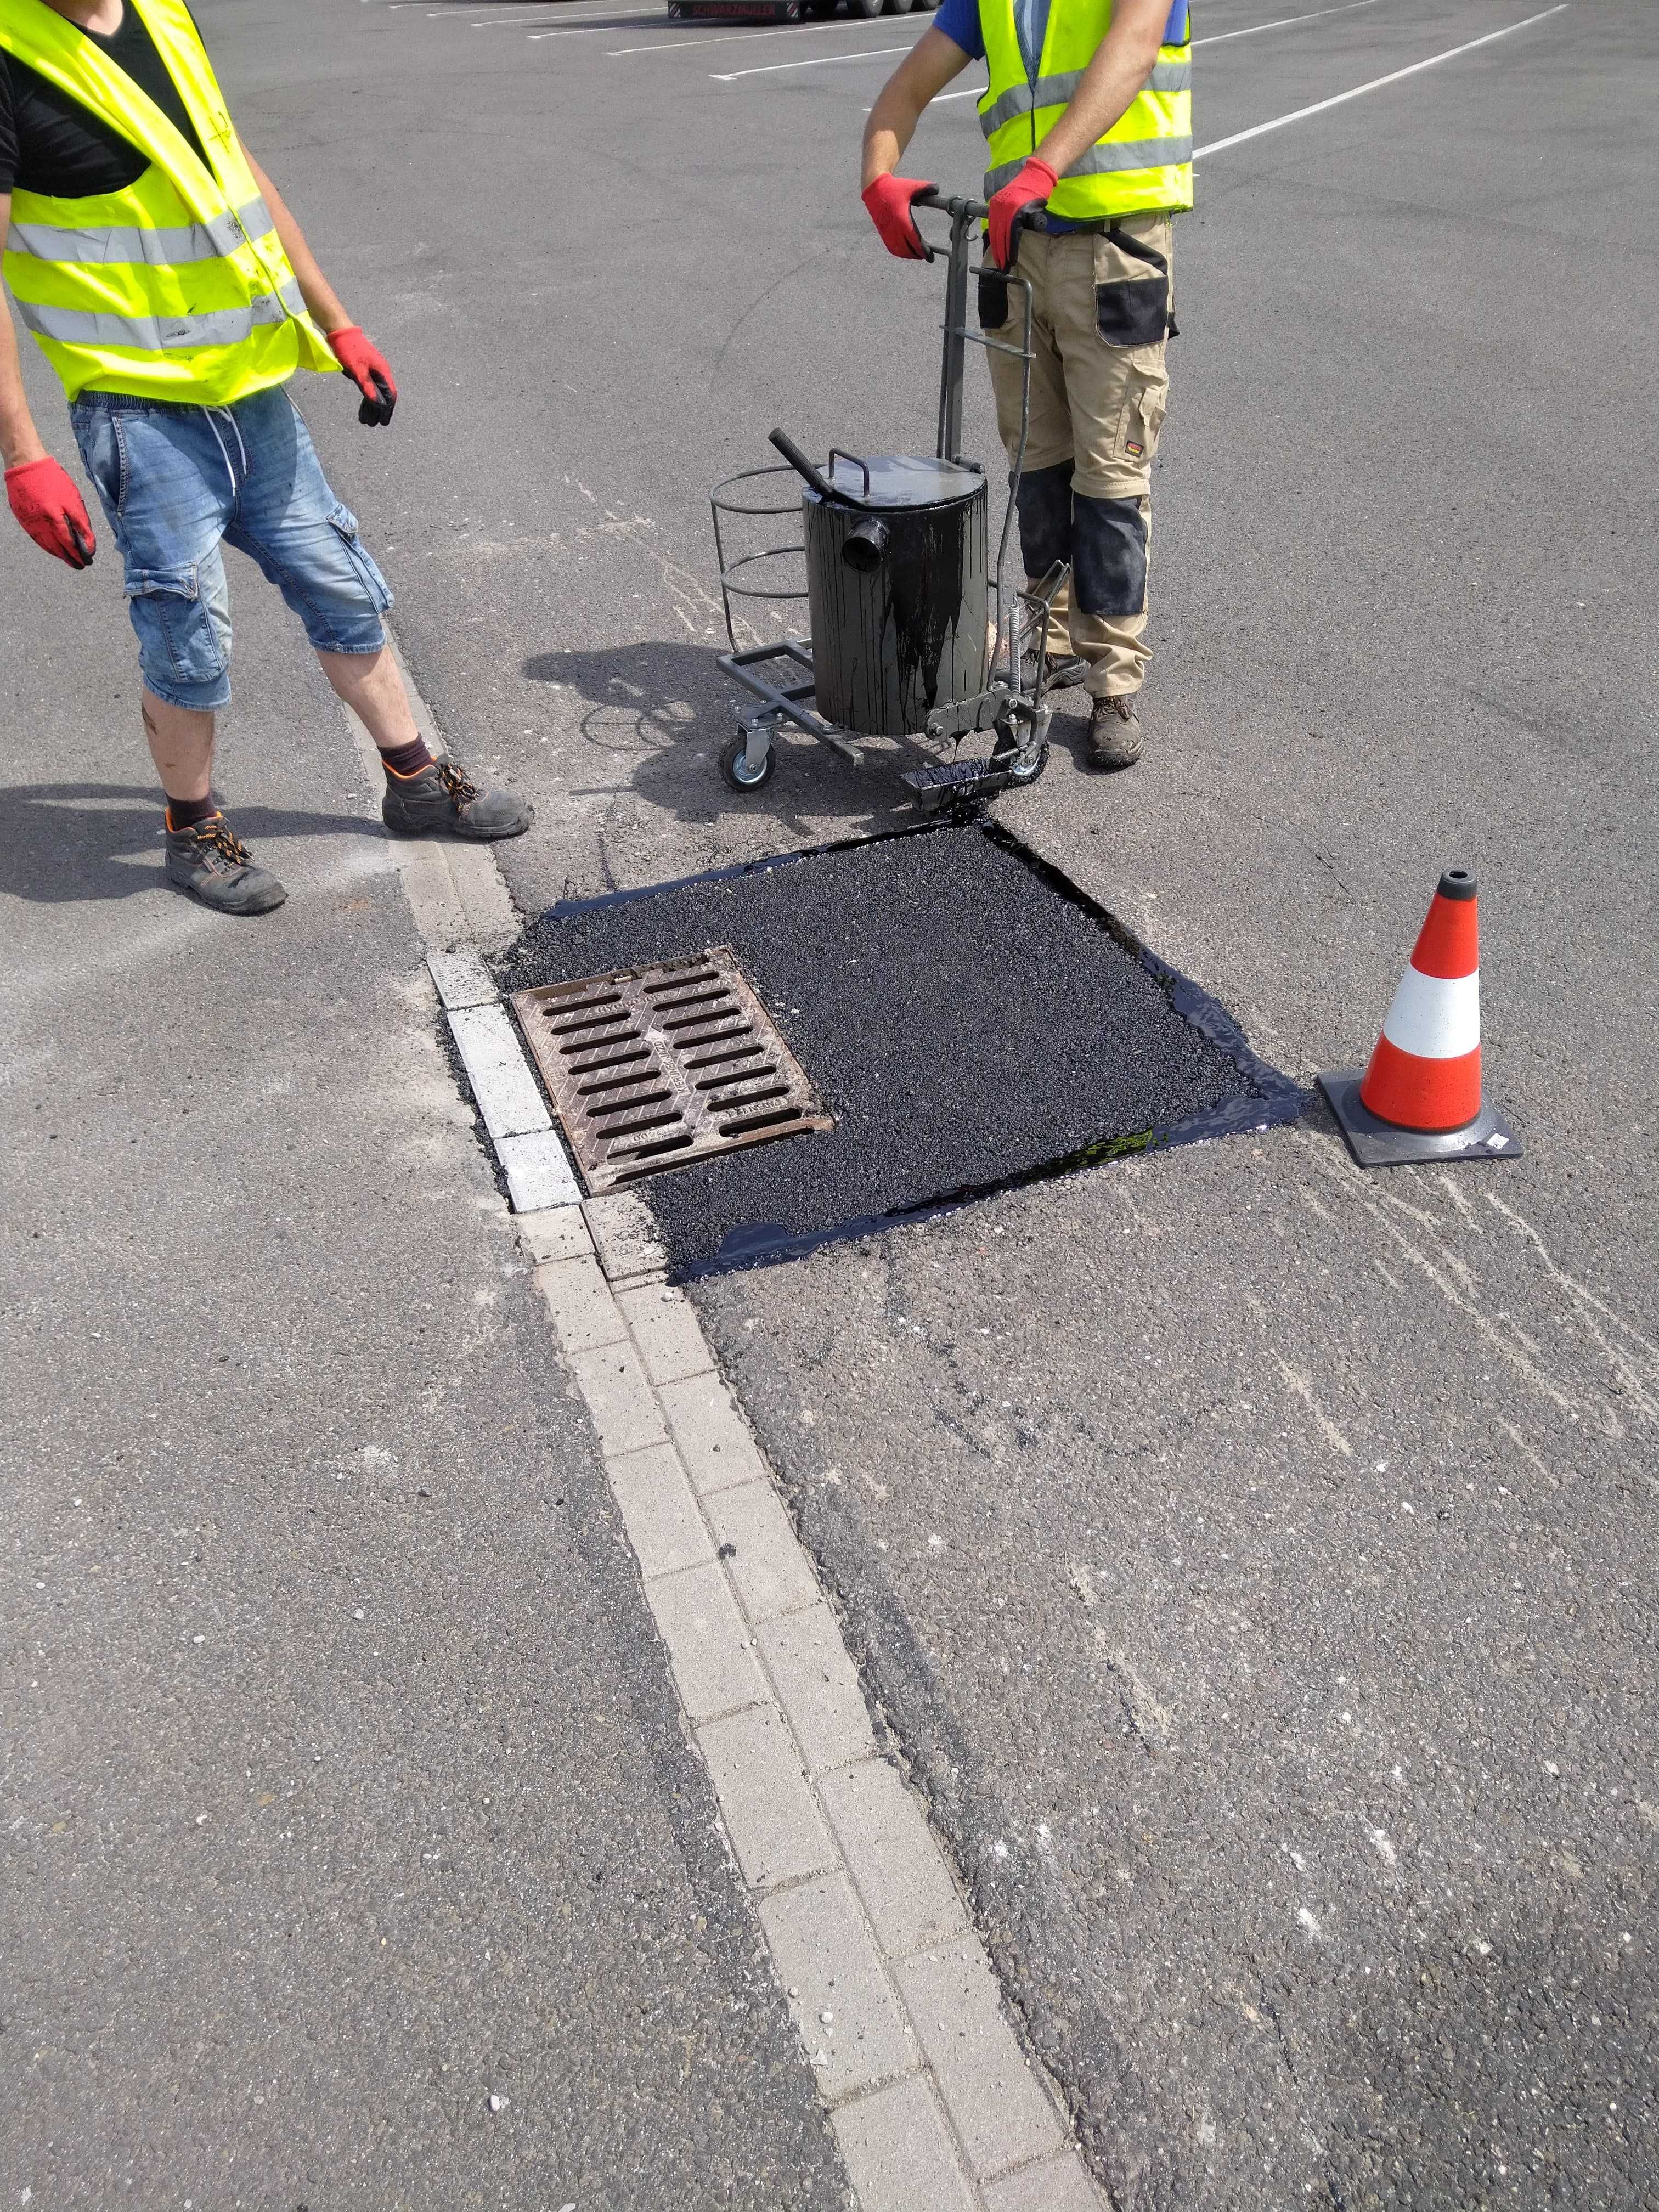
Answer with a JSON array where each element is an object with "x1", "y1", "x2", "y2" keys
[{"x1": 69, "y1": 380, "x2": 392, "y2": 713}]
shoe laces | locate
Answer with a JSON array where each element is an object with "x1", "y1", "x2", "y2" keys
[
  {"x1": 197, "y1": 818, "x2": 252, "y2": 868},
  {"x1": 437, "y1": 760, "x2": 478, "y2": 810}
]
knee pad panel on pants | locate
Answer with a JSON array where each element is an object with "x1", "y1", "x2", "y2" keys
[
  {"x1": 1014, "y1": 460, "x2": 1074, "y2": 583},
  {"x1": 1072, "y1": 493, "x2": 1148, "y2": 619}
]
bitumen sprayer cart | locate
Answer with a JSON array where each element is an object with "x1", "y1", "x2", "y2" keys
[{"x1": 710, "y1": 192, "x2": 1069, "y2": 811}]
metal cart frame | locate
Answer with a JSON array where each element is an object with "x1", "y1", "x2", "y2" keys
[{"x1": 709, "y1": 193, "x2": 1070, "y2": 809}]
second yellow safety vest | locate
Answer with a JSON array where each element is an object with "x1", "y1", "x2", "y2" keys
[
  {"x1": 978, "y1": 0, "x2": 1193, "y2": 222},
  {"x1": 0, "y1": 0, "x2": 336, "y2": 404}
]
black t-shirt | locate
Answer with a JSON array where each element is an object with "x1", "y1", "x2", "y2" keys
[{"x1": 0, "y1": 2, "x2": 208, "y2": 201}]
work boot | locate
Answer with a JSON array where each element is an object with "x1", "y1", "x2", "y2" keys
[
  {"x1": 1022, "y1": 648, "x2": 1088, "y2": 692},
  {"x1": 164, "y1": 813, "x2": 287, "y2": 916},
  {"x1": 1086, "y1": 692, "x2": 1143, "y2": 771},
  {"x1": 381, "y1": 758, "x2": 532, "y2": 842}
]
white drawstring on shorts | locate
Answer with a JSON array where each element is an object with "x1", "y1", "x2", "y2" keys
[{"x1": 203, "y1": 404, "x2": 249, "y2": 504}]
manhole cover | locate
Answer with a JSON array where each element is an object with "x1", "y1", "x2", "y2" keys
[{"x1": 511, "y1": 948, "x2": 832, "y2": 1193}]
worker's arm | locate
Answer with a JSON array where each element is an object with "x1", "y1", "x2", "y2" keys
[
  {"x1": 241, "y1": 143, "x2": 398, "y2": 424},
  {"x1": 1031, "y1": 0, "x2": 1170, "y2": 176},
  {"x1": 1, "y1": 190, "x2": 96, "y2": 565},
  {"x1": 0, "y1": 198, "x2": 48, "y2": 470},
  {"x1": 861, "y1": 27, "x2": 972, "y2": 188},
  {"x1": 240, "y1": 143, "x2": 351, "y2": 333}
]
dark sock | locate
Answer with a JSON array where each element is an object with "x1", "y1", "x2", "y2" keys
[
  {"x1": 379, "y1": 736, "x2": 435, "y2": 781},
  {"x1": 165, "y1": 792, "x2": 219, "y2": 834}
]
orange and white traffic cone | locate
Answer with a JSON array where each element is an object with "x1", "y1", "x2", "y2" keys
[{"x1": 1318, "y1": 870, "x2": 1520, "y2": 1166}]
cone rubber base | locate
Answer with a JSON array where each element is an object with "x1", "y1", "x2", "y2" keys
[{"x1": 1317, "y1": 1071, "x2": 1521, "y2": 1168}]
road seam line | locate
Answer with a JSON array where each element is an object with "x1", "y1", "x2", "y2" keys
[{"x1": 340, "y1": 654, "x2": 1107, "y2": 2209}]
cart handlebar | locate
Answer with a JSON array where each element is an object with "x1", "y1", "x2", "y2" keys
[{"x1": 911, "y1": 187, "x2": 989, "y2": 224}]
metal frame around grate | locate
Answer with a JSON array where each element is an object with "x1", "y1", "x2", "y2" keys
[{"x1": 510, "y1": 947, "x2": 833, "y2": 1193}]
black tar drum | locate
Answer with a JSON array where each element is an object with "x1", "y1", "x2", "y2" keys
[{"x1": 802, "y1": 454, "x2": 989, "y2": 740}]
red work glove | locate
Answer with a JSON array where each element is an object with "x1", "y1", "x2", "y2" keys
[
  {"x1": 986, "y1": 156, "x2": 1057, "y2": 270},
  {"x1": 5, "y1": 456, "x2": 95, "y2": 569},
  {"x1": 328, "y1": 325, "x2": 398, "y2": 426},
  {"x1": 861, "y1": 173, "x2": 935, "y2": 262}
]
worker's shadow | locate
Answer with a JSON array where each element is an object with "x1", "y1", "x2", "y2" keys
[
  {"x1": 522, "y1": 641, "x2": 917, "y2": 846},
  {"x1": 0, "y1": 782, "x2": 374, "y2": 905}
]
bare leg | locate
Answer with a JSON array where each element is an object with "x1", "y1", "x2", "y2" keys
[
  {"x1": 142, "y1": 687, "x2": 216, "y2": 806},
  {"x1": 317, "y1": 644, "x2": 421, "y2": 752}
]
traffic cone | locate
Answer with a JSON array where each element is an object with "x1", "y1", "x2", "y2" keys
[{"x1": 1318, "y1": 870, "x2": 1521, "y2": 1167}]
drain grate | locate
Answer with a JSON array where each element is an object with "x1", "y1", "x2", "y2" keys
[{"x1": 510, "y1": 947, "x2": 832, "y2": 1193}]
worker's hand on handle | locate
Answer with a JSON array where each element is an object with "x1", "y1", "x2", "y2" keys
[
  {"x1": 5, "y1": 456, "x2": 95, "y2": 569},
  {"x1": 861, "y1": 172, "x2": 936, "y2": 261},
  {"x1": 986, "y1": 157, "x2": 1058, "y2": 270},
  {"x1": 327, "y1": 325, "x2": 398, "y2": 427}
]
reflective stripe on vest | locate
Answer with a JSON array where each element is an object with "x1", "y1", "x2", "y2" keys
[
  {"x1": 986, "y1": 138, "x2": 1194, "y2": 193},
  {"x1": 980, "y1": 59, "x2": 1192, "y2": 136},
  {"x1": 0, "y1": 0, "x2": 334, "y2": 404},
  {"x1": 978, "y1": 0, "x2": 1194, "y2": 221},
  {"x1": 6, "y1": 198, "x2": 274, "y2": 268},
  {"x1": 15, "y1": 279, "x2": 304, "y2": 352}
]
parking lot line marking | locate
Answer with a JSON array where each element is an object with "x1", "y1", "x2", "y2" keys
[
  {"x1": 1195, "y1": 3, "x2": 1569, "y2": 157},
  {"x1": 1194, "y1": 0, "x2": 1385, "y2": 45},
  {"x1": 714, "y1": 41, "x2": 919, "y2": 80}
]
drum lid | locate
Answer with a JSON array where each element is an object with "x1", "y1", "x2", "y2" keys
[{"x1": 812, "y1": 453, "x2": 985, "y2": 509}]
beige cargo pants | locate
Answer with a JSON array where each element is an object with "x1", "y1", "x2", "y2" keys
[{"x1": 981, "y1": 213, "x2": 1174, "y2": 700}]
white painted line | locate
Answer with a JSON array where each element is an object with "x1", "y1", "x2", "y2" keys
[
  {"x1": 714, "y1": 40, "x2": 916, "y2": 80},
  {"x1": 497, "y1": 1129, "x2": 583, "y2": 1213},
  {"x1": 1194, "y1": 0, "x2": 1386, "y2": 46},
  {"x1": 1194, "y1": 3, "x2": 1569, "y2": 157}
]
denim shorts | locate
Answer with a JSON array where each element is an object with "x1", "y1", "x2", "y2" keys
[{"x1": 69, "y1": 380, "x2": 392, "y2": 713}]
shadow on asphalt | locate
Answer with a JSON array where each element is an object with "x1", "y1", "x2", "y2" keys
[
  {"x1": 522, "y1": 637, "x2": 922, "y2": 848},
  {"x1": 0, "y1": 783, "x2": 376, "y2": 903},
  {"x1": 518, "y1": 641, "x2": 1121, "y2": 854}
]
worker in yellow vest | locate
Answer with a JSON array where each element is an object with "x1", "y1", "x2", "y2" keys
[
  {"x1": 862, "y1": 0, "x2": 1190, "y2": 771},
  {"x1": 1, "y1": 0, "x2": 529, "y2": 917}
]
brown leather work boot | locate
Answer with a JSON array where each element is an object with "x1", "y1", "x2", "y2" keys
[{"x1": 1086, "y1": 693, "x2": 1143, "y2": 771}]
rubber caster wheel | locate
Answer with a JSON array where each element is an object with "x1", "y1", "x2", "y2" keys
[
  {"x1": 720, "y1": 731, "x2": 777, "y2": 792},
  {"x1": 998, "y1": 738, "x2": 1049, "y2": 788}
]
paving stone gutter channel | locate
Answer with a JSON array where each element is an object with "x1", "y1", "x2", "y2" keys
[{"x1": 342, "y1": 653, "x2": 1112, "y2": 2212}]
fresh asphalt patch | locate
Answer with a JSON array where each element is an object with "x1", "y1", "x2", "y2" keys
[{"x1": 500, "y1": 819, "x2": 1304, "y2": 1275}]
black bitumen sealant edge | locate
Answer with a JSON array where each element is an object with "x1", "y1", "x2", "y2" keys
[
  {"x1": 669, "y1": 819, "x2": 1309, "y2": 1282},
  {"x1": 496, "y1": 815, "x2": 1311, "y2": 1284}
]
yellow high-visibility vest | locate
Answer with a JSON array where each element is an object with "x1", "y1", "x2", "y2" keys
[
  {"x1": 0, "y1": 0, "x2": 336, "y2": 404},
  {"x1": 979, "y1": 0, "x2": 1193, "y2": 221}
]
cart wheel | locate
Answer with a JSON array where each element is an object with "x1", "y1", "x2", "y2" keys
[
  {"x1": 720, "y1": 730, "x2": 777, "y2": 793},
  {"x1": 997, "y1": 737, "x2": 1049, "y2": 789}
]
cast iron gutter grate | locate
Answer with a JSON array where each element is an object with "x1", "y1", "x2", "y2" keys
[{"x1": 510, "y1": 947, "x2": 833, "y2": 1193}]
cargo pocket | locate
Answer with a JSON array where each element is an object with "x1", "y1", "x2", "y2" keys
[
  {"x1": 1094, "y1": 224, "x2": 1172, "y2": 353},
  {"x1": 1114, "y1": 374, "x2": 1169, "y2": 470},
  {"x1": 977, "y1": 270, "x2": 1010, "y2": 332},
  {"x1": 127, "y1": 565, "x2": 229, "y2": 689},
  {"x1": 325, "y1": 500, "x2": 393, "y2": 614}
]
